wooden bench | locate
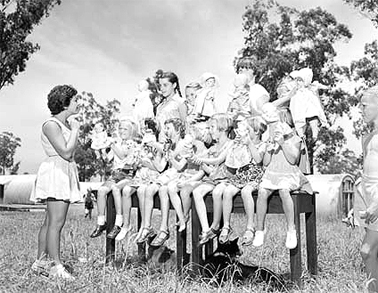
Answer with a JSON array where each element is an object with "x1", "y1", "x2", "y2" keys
[{"x1": 105, "y1": 190, "x2": 317, "y2": 287}]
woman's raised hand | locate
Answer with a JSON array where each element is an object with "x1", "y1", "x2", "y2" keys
[{"x1": 69, "y1": 116, "x2": 81, "y2": 131}]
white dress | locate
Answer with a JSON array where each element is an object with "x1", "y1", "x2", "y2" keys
[{"x1": 30, "y1": 117, "x2": 81, "y2": 203}]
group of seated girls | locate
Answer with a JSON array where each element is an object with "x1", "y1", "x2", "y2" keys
[{"x1": 89, "y1": 104, "x2": 312, "y2": 250}]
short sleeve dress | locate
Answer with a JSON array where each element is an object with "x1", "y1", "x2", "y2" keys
[
  {"x1": 30, "y1": 117, "x2": 81, "y2": 203},
  {"x1": 259, "y1": 128, "x2": 312, "y2": 193}
]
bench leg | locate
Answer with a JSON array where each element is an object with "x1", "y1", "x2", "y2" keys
[
  {"x1": 305, "y1": 194, "x2": 317, "y2": 276},
  {"x1": 176, "y1": 215, "x2": 187, "y2": 274},
  {"x1": 136, "y1": 205, "x2": 145, "y2": 260},
  {"x1": 191, "y1": 199, "x2": 202, "y2": 274},
  {"x1": 290, "y1": 193, "x2": 302, "y2": 287},
  {"x1": 106, "y1": 192, "x2": 116, "y2": 264}
]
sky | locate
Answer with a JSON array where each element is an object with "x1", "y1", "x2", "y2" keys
[{"x1": 1, "y1": 0, "x2": 377, "y2": 174}]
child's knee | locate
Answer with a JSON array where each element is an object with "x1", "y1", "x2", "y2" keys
[
  {"x1": 258, "y1": 188, "x2": 270, "y2": 199},
  {"x1": 223, "y1": 190, "x2": 235, "y2": 200},
  {"x1": 278, "y1": 189, "x2": 290, "y2": 198}
]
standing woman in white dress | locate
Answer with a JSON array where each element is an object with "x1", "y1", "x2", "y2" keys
[{"x1": 30, "y1": 85, "x2": 81, "y2": 280}]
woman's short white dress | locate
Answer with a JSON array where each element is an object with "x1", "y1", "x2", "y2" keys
[{"x1": 30, "y1": 117, "x2": 81, "y2": 203}]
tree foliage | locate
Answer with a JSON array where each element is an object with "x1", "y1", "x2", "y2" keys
[
  {"x1": 343, "y1": 0, "x2": 378, "y2": 27},
  {"x1": 348, "y1": 40, "x2": 378, "y2": 151},
  {"x1": 0, "y1": 0, "x2": 61, "y2": 90},
  {"x1": 74, "y1": 92, "x2": 121, "y2": 181},
  {"x1": 235, "y1": 0, "x2": 357, "y2": 174},
  {"x1": 0, "y1": 131, "x2": 21, "y2": 175}
]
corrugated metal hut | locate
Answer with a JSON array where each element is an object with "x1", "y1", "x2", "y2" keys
[
  {"x1": 306, "y1": 174, "x2": 355, "y2": 217},
  {"x1": 0, "y1": 175, "x2": 102, "y2": 204}
]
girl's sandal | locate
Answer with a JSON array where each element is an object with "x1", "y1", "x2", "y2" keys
[
  {"x1": 219, "y1": 227, "x2": 232, "y2": 244},
  {"x1": 150, "y1": 230, "x2": 170, "y2": 247},
  {"x1": 136, "y1": 227, "x2": 156, "y2": 244},
  {"x1": 241, "y1": 228, "x2": 255, "y2": 246}
]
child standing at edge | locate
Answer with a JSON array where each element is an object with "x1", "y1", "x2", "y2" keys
[
  {"x1": 354, "y1": 86, "x2": 378, "y2": 293},
  {"x1": 30, "y1": 85, "x2": 81, "y2": 280},
  {"x1": 253, "y1": 103, "x2": 311, "y2": 249}
]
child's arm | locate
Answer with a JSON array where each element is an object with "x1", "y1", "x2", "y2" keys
[
  {"x1": 177, "y1": 170, "x2": 205, "y2": 188},
  {"x1": 110, "y1": 141, "x2": 126, "y2": 160},
  {"x1": 194, "y1": 149, "x2": 227, "y2": 165},
  {"x1": 278, "y1": 136, "x2": 301, "y2": 165},
  {"x1": 200, "y1": 163, "x2": 213, "y2": 174},
  {"x1": 262, "y1": 146, "x2": 273, "y2": 166},
  {"x1": 247, "y1": 141, "x2": 265, "y2": 164},
  {"x1": 170, "y1": 154, "x2": 188, "y2": 172},
  {"x1": 192, "y1": 142, "x2": 232, "y2": 166}
]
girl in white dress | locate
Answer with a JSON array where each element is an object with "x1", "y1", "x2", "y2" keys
[{"x1": 30, "y1": 85, "x2": 81, "y2": 280}]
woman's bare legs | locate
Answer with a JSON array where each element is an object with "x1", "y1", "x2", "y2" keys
[{"x1": 46, "y1": 200, "x2": 70, "y2": 265}]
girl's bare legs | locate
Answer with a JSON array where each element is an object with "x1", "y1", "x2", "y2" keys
[
  {"x1": 167, "y1": 182, "x2": 186, "y2": 232},
  {"x1": 150, "y1": 186, "x2": 171, "y2": 246},
  {"x1": 253, "y1": 187, "x2": 273, "y2": 247},
  {"x1": 137, "y1": 183, "x2": 159, "y2": 243},
  {"x1": 158, "y1": 186, "x2": 170, "y2": 233},
  {"x1": 143, "y1": 183, "x2": 159, "y2": 229},
  {"x1": 180, "y1": 185, "x2": 194, "y2": 220},
  {"x1": 211, "y1": 183, "x2": 226, "y2": 231},
  {"x1": 115, "y1": 186, "x2": 136, "y2": 241},
  {"x1": 279, "y1": 189, "x2": 297, "y2": 249},
  {"x1": 222, "y1": 185, "x2": 240, "y2": 228},
  {"x1": 96, "y1": 185, "x2": 111, "y2": 222},
  {"x1": 192, "y1": 183, "x2": 214, "y2": 233},
  {"x1": 46, "y1": 200, "x2": 70, "y2": 265},
  {"x1": 256, "y1": 187, "x2": 273, "y2": 231},
  {"x1": 241, "y1": 184, "x2": 256, "y2": 245},
  {"x1": 278, "y1": 189, "x2": 295, "y2": 231},
  {"x1": 219, "y1": 184, "x2": 239, "y2": 243},
  {"x1": 111, "y1": 185, "x2": 123, "y2": 227},
  {"x1": 136, "y1": 184, "x2": 147, "y2": 238},
  {"x1": 121, "y1": 186, "x2": 136, "y2": 229},
  {"x1": 240, "y1": 184, "x2": 256, "y2": 230}
]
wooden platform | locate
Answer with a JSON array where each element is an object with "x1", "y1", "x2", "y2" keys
[{"x1": 105, "y1": 190, "x2": 317, "y2": 287}]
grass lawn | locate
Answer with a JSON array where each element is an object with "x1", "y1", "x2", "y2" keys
[{"x1": 0, "y1": 205, "x2": 369, "y2": 292}]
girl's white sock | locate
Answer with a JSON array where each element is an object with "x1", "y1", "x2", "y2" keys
[
  {"x1": 97, "y1": 215, "x2": 105, "y2": 225},
  {"x1": 115, "y1": 214, "x2": 123, "y2": 227}
]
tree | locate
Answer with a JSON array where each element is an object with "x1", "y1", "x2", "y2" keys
[
  {"x1": 0, "y1": 131, "x2": 21, "y2": 175},
  {"x1": 74, "y1": 92, "x2": 121, "y2": 181},
  {"x1": 349, "y1": 40, "x2": 378, "y2": 147},
  {"x1": 343, "y1": 0, "x2": 378, "y2": 27},
  {"x1": 235, "y1": 0, "x2": 357, "y2": 174},
  {"x1": 0, "y1": 0, "x2": 61, "y2": 90}
]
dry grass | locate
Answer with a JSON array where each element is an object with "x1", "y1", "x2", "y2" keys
[{"x1": 0, "y1": 206, "x2": 370, "y2": 292}]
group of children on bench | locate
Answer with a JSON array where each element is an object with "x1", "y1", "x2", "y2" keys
[{"x1": 89, "y1": 111, "x2": 314, "y2": 250}]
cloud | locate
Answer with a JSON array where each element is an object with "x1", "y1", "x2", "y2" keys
[{"x1": 1, "y1": 0, "x2": 377, "y2": 173}]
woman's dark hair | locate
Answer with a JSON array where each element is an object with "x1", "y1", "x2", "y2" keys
[
  {"x1": 47, "y1": 85, "x2": 77, "y2": 115},
  {"x1": 164, "y1": 117, "x2": 186, "y2": 139},
  {"x1": 160, "y1": 71, "x2": 182, "y2": 97}
]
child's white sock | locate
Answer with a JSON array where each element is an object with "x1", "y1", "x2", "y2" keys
[
  {"x1": 115, "y1": 214, "x2": 123, "y2": 227},
  {"x1": 97, "y1": 215, "x2": 105, "y2": 225}
]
